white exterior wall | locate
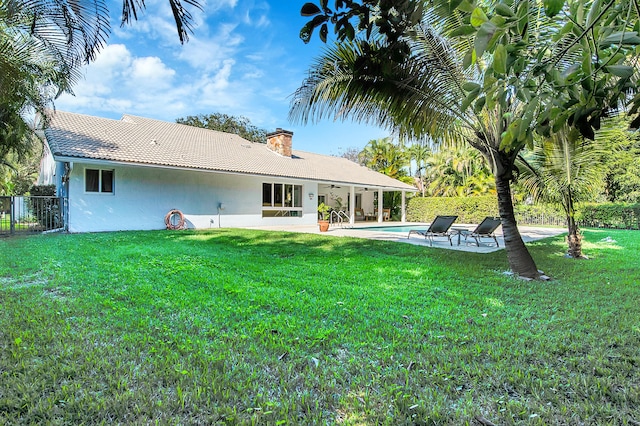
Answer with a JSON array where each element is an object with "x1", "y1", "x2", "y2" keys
[
  {"x1": 38, "y1": 144, "x2": 65, "y2": 195},
  {"x1": 66, "y1": 162, "x2": 319, "y2": 232},
  {"x1": 360, "y1": 191, "x2": 375, "y2": 213}
]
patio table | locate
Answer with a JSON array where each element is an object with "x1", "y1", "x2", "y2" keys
[{"x1": 450, "y1": 227, "x2": 471, "y2": 245}]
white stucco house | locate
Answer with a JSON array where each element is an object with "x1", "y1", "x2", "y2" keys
[{"x1": 39, "y1": 111, "x2": 416, "y2": 233}]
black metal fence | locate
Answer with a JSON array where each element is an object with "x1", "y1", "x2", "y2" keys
[{"x1": 0, "y1": 196, "x2": 68, "y2": 236}]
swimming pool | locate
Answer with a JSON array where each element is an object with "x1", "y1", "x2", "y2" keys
[{"x1": 353, "y1": 225, "x2": 427, "y2": 233}]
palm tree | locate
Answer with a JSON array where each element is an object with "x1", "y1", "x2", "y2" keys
[
  {"x1": 3, "y1": 0, "x2": 201, "y2": 52},
  {"x1": 360, "y1": 137, "x2": 408, "y2": 180},
  {"x1": 290, "y1": 21, "x2": 543, "y2": 278},
  {"x1": 516, "y1": 129, "x2": 607, "y2": 258},
  {"x1": 1, "y1": 0, "x2": 108, "y2": 162},
  {"x1": 407, "y1": 142, "x2": 430, "y2": 196},
  {"x1": 358, "y1": 137, "x2": 411, "y2": 216}
]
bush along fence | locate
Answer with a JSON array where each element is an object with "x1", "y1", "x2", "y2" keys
[{"x1": 407, "y1": 197, "x2": 640, "y2": 230}]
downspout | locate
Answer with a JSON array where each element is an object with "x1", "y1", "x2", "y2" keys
[
  {"x1": 217, "y1": 203, "x2": 225, "y2": 228},
  {"x1": 62, "y1": 162, "x2": 73, "y2": 197},
  {"x1": 62, "y1": 162, "x2": 72, "y2": 231}
]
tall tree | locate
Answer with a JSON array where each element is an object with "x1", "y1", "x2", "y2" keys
[
  {"x1": 1, "y1": 0, "x2": 91, "y2": 161},
  {"x1": 337, "y1": 146, "x2": 364, "y2": 164},
  {"x1": 359, "y1": 137, "x2": 409, "y2": 179},
  {"x1": 0, "y1": 143, "x2": 42, "y2": 195},
  {"x1": 175, "y1": 113, "x2": 268, "y2": 144},
  {"x1": 359, "y1": 137, "x2": 412, "y2": 215},
  {"x1": 293, "y1": 0, "x2": 640, "y2": 279},
  {"x1": 407, "y1": 142, "x2": 430, "y2": 196}
]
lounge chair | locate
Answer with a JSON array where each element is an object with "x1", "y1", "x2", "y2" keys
[
  {"x1": 464, "y1": 216, "x2": 502, "y2": 247},
  {"x1": 408, "y1": 215, "x2": 458, "y2": 246},
  {"x1": 354, "y1": 208, "x2": 365, "y2": 221},
  {"x1": 374, "y1": 208, "x2": 391, "y2": 221}
]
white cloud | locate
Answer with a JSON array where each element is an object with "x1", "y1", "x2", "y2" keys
[
  {"x1": 129, "y1": 56, "x2": 176, "y2": 88},
  {"x1": 177, "y1": 23, "x2": 243, "y2": 71},
  {"x1": 200, "y1": 59, "x2": 235, "y2": 93},
  {"x1": 240, "y1": 0, "x2": 270, "y2": 27}
]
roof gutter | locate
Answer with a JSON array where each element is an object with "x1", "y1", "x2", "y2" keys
[{"x1": 52, "y1": 155, "x2": 417, "y2": 192}]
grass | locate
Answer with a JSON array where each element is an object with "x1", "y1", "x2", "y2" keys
[
  {"x1": 1, "y1": 214, "x2": 37, "y2": 233},
  {"x1": 0, "y1": 228, "x2": 638, "y2": 425}
]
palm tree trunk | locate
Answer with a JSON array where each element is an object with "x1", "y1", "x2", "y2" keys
[
  {"x1": 565, "y1": 187, "x2": 583, "y2": 258},
  {"x1": 495, "y1": 173, "x2": 541, "y2": 279},
  {"x1": 566, "y1": 216, "x2": 583, "y2": 258}
]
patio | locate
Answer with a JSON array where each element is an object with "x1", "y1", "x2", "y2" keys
[{"x1": 251, "y1": 222, "x2": 566, "y2": 253}]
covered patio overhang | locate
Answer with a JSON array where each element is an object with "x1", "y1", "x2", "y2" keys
[{"x1": 316, "y1": 181, "x2": 417, "y2": 224}]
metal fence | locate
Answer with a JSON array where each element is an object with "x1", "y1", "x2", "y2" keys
[
  {"x1": 515, "y1": 211, "x2": 567, "y2": 227},
  {"x1": 515, "y1": 211, "x2": 640, "y2": 230},
  {"x1": 0, "y1": 196, "x2": 68, "y2": 236}
]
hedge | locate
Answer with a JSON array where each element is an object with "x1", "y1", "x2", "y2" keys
[
  {"x1": 407, "y1": 196, "x2": 640, "y2": 229},
  {"x1": 577, "y1": 203, "x2": 640, "y2": 230},
  {"x1": 406, "y1": 196, "x2": 499, "y2": 223}
]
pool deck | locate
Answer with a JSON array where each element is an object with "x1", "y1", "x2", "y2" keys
[{"x1": 249, "y1": 221, "x2": 565, "y2": 253}]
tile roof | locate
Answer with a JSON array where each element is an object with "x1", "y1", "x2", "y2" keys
[{"x1": 44, "y1": 111, "x2": 416, "y2": 191}]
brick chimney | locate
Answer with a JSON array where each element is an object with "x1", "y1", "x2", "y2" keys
[{"x1": 266, "y1": 128, "x2": 293, "y2": 157}]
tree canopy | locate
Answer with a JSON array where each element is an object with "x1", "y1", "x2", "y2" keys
[{"x1": 176, "y1": 113, "x2": 269, "y2": 144}]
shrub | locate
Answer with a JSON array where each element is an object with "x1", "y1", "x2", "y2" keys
[{"x1": 28, "y1": 185, "x2": 62, "y2": 230}]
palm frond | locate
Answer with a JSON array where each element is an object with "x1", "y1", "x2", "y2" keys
[
  {"x1": 3, "y1": 0, "x2": 111, "y2": 64},
  {"x1": 516, "y1": 127, "x2": 608, "y2": 209},
  {"x1": 289, "y1": 23, "x2": 471, "y2": 144}
]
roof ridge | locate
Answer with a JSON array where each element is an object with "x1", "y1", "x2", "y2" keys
[{"x1": 123, "y1": 113, "x2": 252, "y2": 141}]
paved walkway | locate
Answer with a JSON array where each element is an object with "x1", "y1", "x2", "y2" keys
[{"x1": 250, "y1": 222, "x2": 565, "y2": 253}]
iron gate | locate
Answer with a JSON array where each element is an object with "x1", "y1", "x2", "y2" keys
[{"x1": 0, "y1": 196, "x2": 68, "y2": 236}]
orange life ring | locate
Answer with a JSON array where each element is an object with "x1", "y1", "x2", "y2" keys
[{"x1": 165, "y1": 209, "x2": 186, "y2": 230}]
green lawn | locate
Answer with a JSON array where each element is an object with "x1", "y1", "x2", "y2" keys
[{"x1": 1, "y1": 229, "x2": 638, "y2": 425}]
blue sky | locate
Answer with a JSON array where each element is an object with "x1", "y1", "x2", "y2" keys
[{"x1": 55, "y1": 0, "x2": 390, "y2": 155}]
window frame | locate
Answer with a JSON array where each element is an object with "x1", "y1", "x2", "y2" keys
[
  {"x1": 262, "y1": 182, "x2": 303, "y2": 217},
  {"x1": 84, "y1": 168, "x2": 115, "y2": 194}
]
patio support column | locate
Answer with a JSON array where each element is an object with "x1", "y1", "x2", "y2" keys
[
  {"x1": 377, "y1": 189, "x2": 384, "y2": 223},
  {"x1": 349, "y1": 186, "x2": 355, "y2": 224},
  {"x1": 401, "y1": 191, "x2": 406, "y2": 222}
]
